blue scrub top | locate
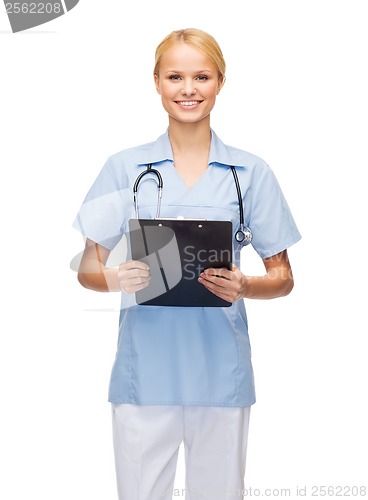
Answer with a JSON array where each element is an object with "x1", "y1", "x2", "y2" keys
[{"x1": 73, "y1": 129, "x2": 301, "y2": 407}]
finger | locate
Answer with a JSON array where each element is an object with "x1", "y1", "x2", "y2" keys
[
  {"x1": 202, "y1": 267, "x2": 232, "y2": 280},
  {"x1": 119, "y1": 275, "x2": 151, "y2": 293},
  {"x1": 134, "y1": 280, "x2": 150, "y2": 291},
  {"x1": 199, "y1": 271, "x2": 231, "y2": 286},
  {"x1": 198, "y1": 278, "x2": 236, "y2": 302},
  {"x1": 132, "y1": 278, "x2": 151, "y2": 291},
  {"x1": 125, "y1": 268, "x2": 151, "y2": 279},
  {"x1": 131, "y1": 260, "x2": 150, "y2": 270},
  {"x1": 199, "y1": 272, "x2": 241, "y2": 300},
  {"x1": 122, "y1": 260, "x2": 150, "y2": 271},
  {"x1": 118, "y1": 267, "x2": 151, "y2": 283},
  {"x1": 123, "y1": 280, "x2": 150, "y2": 293},
  {"x1": 122, "y1": 275, "x2": 151, "y2": 286},
  {"x1": 198, "y1": 275, "x2": 228, "y2": 293}
]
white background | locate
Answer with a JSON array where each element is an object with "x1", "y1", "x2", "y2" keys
[{"x1": 1, "y1": 1, "x2": 367, "y2": 498}]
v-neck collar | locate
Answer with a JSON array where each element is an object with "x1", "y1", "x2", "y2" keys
[
  {"x1": 169, "y1": 162, "x2": 213, "y2": 196},
  {"x1": 135, "y1": 128, "x2": 250, "y2": 169},
  {"x1": 133, "y1": 128, "x2": 251, "y2": 205}
]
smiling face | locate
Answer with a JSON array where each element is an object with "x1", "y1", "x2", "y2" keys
[{"x1": 154, "y1": 42, "x2": 223, "y2": 125}]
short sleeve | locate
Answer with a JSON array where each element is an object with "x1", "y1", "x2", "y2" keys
[
  {"x1": 72, "y1": 156, "x2": 132, "y2": 250},
  {"x1": 248, "y1": 162, "x2": 301, "y2": 258}
]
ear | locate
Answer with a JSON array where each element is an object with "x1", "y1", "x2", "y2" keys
[
  {"x1": 154, "y1": 74, "x2": 161, "y2": 95},
  {"x1": 217, "y1": 75, "x2": 225, "y2": 95}
]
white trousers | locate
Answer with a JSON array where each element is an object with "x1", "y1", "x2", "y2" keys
[{"x1": 111, "y1": 404, "x2": 251, "y2": 500}]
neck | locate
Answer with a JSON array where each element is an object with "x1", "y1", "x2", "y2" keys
[{"x1": 168, "y1": 117, "x2": 211, "y2": 154}]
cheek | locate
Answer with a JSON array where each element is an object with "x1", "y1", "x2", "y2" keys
[
  {"x1": 203, "y1": 82, "x2": 220, "y2": 99},
  {"x1": 160, "y1": 82, "x2": 176, "y2": 98}
]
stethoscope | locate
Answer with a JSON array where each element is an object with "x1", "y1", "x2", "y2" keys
[{"x1": 133, "y1": 164, "x2": 252, "y2": 245}]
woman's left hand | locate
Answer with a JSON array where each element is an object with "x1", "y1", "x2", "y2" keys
[
  {"x1": 198, "y1": 264, "x2": 247, "y2": 303},
  {"x1": 198, "y1": 250, "x2": 294, "y2": 301}
]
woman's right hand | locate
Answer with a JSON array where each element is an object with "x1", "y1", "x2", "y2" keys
[
  {"x1": 77, "y1": 239, "x2": 151, "y2": 293},
  {"x1": 117, "y1": 260, "x2": 151, "y2": 293}
]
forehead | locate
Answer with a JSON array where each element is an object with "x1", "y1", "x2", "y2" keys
[{"x1": 159, "y1": 42, "x2": 215, "y2": 71}]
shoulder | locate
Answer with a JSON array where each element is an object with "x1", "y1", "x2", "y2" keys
[
  {"x1": 107, "y1": 140, "x2": 156, "y2": 168},
  {"x1": 225, "y1": 144, "x2": 269, "y2": 169},
  {"x1": 84, "y1": 141, "x2": 156, "y2": 194},
  {"x1": 105, "y1": 130, "x2": 171, "y2": 174},
  {"x1": 99, "y1": 140, "x2": 158, "y2": 190},
  {"x1": 211, "y1": 130, "x2": 270, "y2": 175}
]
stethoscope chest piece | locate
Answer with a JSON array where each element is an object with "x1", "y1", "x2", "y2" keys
[{"x1": 235, "y1": 227, "x2": 252, "y2": 245}]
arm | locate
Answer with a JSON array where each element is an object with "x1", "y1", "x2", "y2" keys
[
  {"x1": 77, "y1": 238, "x2": 150, "y2": 293},
  {"x1": 198, "y1": 249, "x2": 294, "y2": 302}
]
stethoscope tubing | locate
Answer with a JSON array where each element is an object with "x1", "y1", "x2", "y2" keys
[
  {"x1": 133, "y1": 164, "x2": 163, "y2": 219},
  {"x1": 133, "y1": 163, "x2": 252, "y2": 245}
]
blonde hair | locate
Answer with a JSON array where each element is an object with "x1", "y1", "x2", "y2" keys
[{"x1": 154, "y1": 28, "x2": 226, "y2": 85}]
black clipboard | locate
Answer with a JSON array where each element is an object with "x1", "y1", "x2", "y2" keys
[{"x1": 128, "y1": 218, "x2": 233, "y2": 307}]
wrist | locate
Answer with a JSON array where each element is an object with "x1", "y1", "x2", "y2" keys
[
  {"x1": 240, "y1": 273, "x2": 250, "y2": 300},
  {"x1": 103, "y1": 267, "x2": 122, "y2": 292}
]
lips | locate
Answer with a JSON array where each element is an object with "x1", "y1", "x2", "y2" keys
[{"x1": 175, "y1": 100, "x2": 204, "y2": 108}]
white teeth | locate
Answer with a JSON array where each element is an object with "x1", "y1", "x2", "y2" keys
[{"x1": 178, "y1": 101, "x2": 199, "y2": 106}]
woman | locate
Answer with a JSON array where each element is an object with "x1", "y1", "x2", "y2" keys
[{"x1": 74, "y1": 28, "x2": 301, "y2": 500}]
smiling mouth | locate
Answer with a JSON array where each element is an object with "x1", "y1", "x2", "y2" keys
[{"x1": 175, "y1": 100, "x2": 204, "y2": 107}]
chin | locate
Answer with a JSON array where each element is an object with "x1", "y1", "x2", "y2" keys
[{"x1": 168, "y1": 111, "x2": 211, "y2": 125}]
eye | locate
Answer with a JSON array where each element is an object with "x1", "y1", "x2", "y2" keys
[
  {"x1": 196, "y1": 75, "x2": 208, "y2": 81},
  {"x1": 169, "y1": 74, "x2": 181, "y2": 81}
]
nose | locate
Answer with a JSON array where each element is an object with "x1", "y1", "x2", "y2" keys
[{"x1": 181, "y1": 79, "x2": 197, "y2": 97}]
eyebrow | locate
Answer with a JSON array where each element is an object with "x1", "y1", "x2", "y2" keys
[{"x1": 164, "y1": 69, "x2": 213, "y2": 74}]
